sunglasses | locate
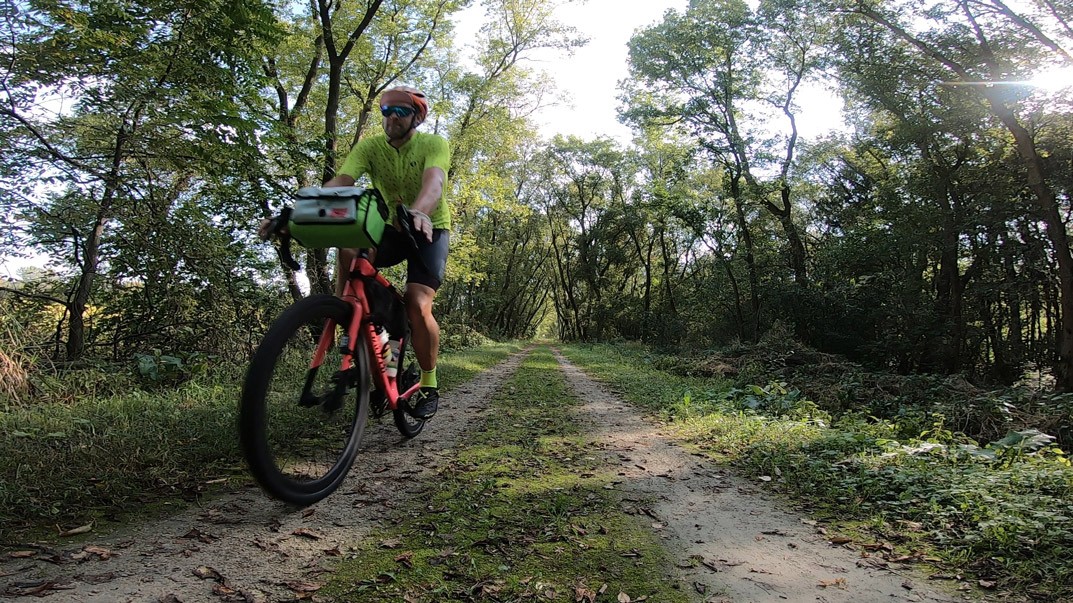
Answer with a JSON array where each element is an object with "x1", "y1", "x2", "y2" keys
[{"x1": 380, "y1": 105, "x2": 415, "y2": 118}]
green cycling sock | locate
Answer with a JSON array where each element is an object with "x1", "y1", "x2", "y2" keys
[{"x1": 420, "y1": 367, "x2": 438, "y2": 389}]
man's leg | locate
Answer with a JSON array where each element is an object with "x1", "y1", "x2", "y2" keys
[
  {"x1": 406, "y1": 283, "x2": 440, "y2": 417},
  {"x1": 335, "y1": 247, "x2": 359, "y2": 296},
  {"x1": 406, "y1": 283, "x2": 439, "y2": 372}
]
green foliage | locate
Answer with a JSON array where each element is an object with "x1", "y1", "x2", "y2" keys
[
  {"x1": 0, "y1": 342, "x2": 520, "y2": 538},
  {"x1": 133, "y1": 350, "x2": 213, "y2": 389},
  {"x1": 437, "y1": 317, "x2": 494, "y2": 352}
]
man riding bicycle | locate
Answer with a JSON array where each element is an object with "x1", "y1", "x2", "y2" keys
[{"x1": 316, "y1": 85, "x2": 451, "y2": 419}]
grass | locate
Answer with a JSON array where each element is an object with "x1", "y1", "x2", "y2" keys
[
  {"x1": 320, "y1": 347, "x2": 690, "y2": 603},
  {"x1": 559, "y1": 341, "x2": 1073, "y2": 602},
  {"x1": 0, "y1": 341, "x2": 522, "y2": 542}
]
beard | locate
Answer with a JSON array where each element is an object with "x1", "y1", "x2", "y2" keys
[{"x1": 384, "y1": 118, "x2": 413, "y2": 141}]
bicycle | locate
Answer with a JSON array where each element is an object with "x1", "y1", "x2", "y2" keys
[{"x1": 239, "y1": 186, "x2": 428, "y2": 505}]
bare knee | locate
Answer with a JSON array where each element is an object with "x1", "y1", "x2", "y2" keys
[{"x1": 405, "y1": 284, "x2": 436, "y2": 323}]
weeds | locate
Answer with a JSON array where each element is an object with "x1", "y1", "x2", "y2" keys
[
  {"x1": 0, "y1": 323, "x2": 31, "y2": 406},
  {"x1": 0, "y1": 342, "x2": 522, "y2": 540}
]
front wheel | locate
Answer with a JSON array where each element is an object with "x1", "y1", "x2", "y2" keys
[{"x1": 239, "y1": 294, "x2": 370, "y2": 505}]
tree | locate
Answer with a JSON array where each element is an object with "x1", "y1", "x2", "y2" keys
[
  {"x1": 0, "y1": 0, "x2": 281, "y2": 360},
  {"x1": 844, "y1": 0, "x2": 1073, "y2": 388},
  {"x1": 623, "y1": 0, "x2": 832, "y2": 290}
]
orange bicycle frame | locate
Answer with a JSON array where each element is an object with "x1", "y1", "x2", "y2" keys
[{"x1": 307, "y1": 253, "x2": 420, "y2": 409}]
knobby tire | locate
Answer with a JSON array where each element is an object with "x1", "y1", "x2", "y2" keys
[
  {"x1": 392, "y1": 334, "x2": 425, "y2": 438},
  {"x1": 239, "y1": 294, "x2": 370, "y2": 506}
]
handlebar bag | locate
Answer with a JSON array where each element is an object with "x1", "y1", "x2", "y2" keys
[{"x1": 288, "y1": 186, "x2": 389, "y2": 248}]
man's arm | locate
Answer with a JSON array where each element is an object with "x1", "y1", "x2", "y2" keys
[
  {"x1": 409, "y1": 166, "x2": 445, "y2": 241},
  {"x1": 323, "y1": 174, "x2": 356, "y2": 187}
]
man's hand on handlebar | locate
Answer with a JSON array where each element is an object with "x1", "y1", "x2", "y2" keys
[
  {"x1": 409, "y1": 209, "x2": 433, "y2": 242},
  {"x1": 258, "y1": 216, "x2": 290, "y2": 241}
]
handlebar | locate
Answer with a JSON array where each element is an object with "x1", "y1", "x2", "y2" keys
[{"x1": 266, "y1": 191, "x2": 428, "y2": 274}]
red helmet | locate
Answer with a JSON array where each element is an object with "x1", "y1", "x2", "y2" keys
[{"x1": 380, "y1": 86, "x2": 429, "y2": 125}]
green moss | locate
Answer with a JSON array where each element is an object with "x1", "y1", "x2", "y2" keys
[{"x1": 321, "y1": 348, "x2": 689, "y2": 602}]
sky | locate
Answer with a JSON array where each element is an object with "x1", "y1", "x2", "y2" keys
[
  {"x1": 455, "y1": 0, "x2": 847, "y2": 144},
  {"x1": 512, "y1": 0, "x2": 692, "y2": 143}
]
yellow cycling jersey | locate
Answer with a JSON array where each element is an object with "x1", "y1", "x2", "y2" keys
[{"x1": 338, "y1": 131, "x2": 452, "y2": 230}]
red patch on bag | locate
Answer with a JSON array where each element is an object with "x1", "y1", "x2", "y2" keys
[{"x1": 329, "y1": 208, "x2": 349, "y2": 218}]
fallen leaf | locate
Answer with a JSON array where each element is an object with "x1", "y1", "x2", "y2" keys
[
  {"x1": 379, "y1": 538, "x2": 403, "y2": 549},
  {"x1": 193, "y1": 566, "x2": 223, "y2": 582},
  {"x1": 819, "y1": 578, "x2": 848, "y2": 589},
  {"x1": 8, "y1": 550, "x2": 36, "y2": 558},
  {"x1": 829, "y1": 536, "x2": 853, "y2": 545},
  {"x1": 759, "y1": 476, "x2": 772, "y2": 482},
  {"x1": 978, "y1": 580, "x2": 997, "y2": 589},
  {"x1": 8, "y1": 580, "x2": 73, "y2": 596},
  {"x1": 618, "y1": 593, "x2": 631, "y2": 603},
  {"x1": 181, "y1": 528, "x2": 217, "y2": 544},
  {"x1": 395, "y1": 552, "x2": 414, "y2": 569},
  {"x1": 82, "y1": 545, "x2": 114, "y2": 560},
  {"x1": 575, "y1": 585, "x2": 597, "y2": 602},
  {"x1": 58, "y1": 523, "x2": 93, "y2": 537},
  {"x1": 291, "y1": 528, "x2": 321, "y2": 540},
  {"x1": 212, "y1": 583, "x2": 238, "y2": 597},
  {"x1": 897, "y1": 519, "x2": 923, "y2": 531}
]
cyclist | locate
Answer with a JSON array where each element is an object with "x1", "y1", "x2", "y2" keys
[{"x1": 314, "y1": 85, "x2": 450, "y2": 419}]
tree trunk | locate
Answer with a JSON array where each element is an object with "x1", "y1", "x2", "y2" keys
[
  {"x1": 67, "y1": 122, "x2": 129, "y2": 360},
  {"x1": 979, "y1": 91, "x2": 1073, "y2": 389}
]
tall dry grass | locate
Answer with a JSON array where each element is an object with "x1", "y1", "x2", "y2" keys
[{"x1": 0, "y1": 325, "x2": 30, "y2": 405}]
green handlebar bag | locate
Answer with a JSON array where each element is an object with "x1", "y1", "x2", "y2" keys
[{"x1": 287, "y1": 187, "x2": 389, "y2": 249}]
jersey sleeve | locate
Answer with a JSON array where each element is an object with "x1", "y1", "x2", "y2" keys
[
  {"x1": 423, "y1": 135, "x2": 451, "y2": 175},
  {"x1": 338, "y1": 138, "x2": 372, "y2": 180}
]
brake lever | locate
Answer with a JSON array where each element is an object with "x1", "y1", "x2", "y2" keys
[{"x1": 268, "y1": 207, "x2": 301, "y2": 271}]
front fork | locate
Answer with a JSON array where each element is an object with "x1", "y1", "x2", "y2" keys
[{"x1": 298, "y1": 301, "x2": 365, "y2": 412}]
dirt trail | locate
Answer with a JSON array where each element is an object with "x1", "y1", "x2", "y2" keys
[
  {"x1": 554, "y1": 350, "x2": 966, "y2": 603},
  {"x1": 1, "y1": 347, "x2": 972, "y2": 602}
]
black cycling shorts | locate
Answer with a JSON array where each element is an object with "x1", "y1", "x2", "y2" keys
[{"x1": 374, "y1": 227, "x2": 449, "y2": 291}]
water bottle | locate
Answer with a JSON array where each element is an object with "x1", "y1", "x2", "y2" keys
[
  {"x1": 385, "y1": 339, "x2": 400, "y2": 377},
  {"x1": 376, "y1": 327, "x2": 390, "y2": 363}
]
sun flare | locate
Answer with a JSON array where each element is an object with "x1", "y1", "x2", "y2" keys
[{"x1": 1026, "y1": 66, "x2": 1073, "y2": 92}]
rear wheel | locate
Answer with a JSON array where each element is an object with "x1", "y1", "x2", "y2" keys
[
  {"x1": 239, "y1": 294, "x2": 370, "y2": 505},
  {"x1": 392, "y1": 336, "x2": 426, "y2": 438}
]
